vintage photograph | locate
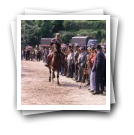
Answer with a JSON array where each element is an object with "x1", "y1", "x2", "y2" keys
[{"x1": 17, "y1": 15, "x2": 110, "y2": 110}]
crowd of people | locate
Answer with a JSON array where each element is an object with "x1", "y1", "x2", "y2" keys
[
  {"x1": 59, "y1": 44, "x2": 106, "y2": 95},
  {"x1": 21, "y1": 33, "x2": 106, "y2": 95},
  {"x1": 21, "y1": 44, "x2": 106, "y2": 95},
  {"x1": 21, "y1": 46, "x2": 49, "y2": 62}
]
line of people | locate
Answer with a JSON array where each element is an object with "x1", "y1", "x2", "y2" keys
[
  {"x1": 21, "y1": 47, "x2": 49, "y2": 62},
  {"x1": 60, "y1": 44, "x2": 106, "y2": 95}
]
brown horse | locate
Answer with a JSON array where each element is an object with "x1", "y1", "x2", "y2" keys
[{"x1": 48, "y1": 44, "x2": 64, "y2": 85}]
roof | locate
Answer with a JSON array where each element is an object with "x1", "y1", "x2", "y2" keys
[
  {"x1": 72, "y1": 36, "x2": 89, "y2": 39},
  {"x1": 88, "y1": 39, "x2": 98, "y2": 41}
]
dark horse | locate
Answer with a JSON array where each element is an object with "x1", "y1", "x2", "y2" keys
[{"x1": 48, "y1": 44, "x2": 64, "y2": 85}]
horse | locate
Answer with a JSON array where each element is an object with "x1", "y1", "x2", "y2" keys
[{"x1": 48, "y1": 44, "x2": 65, "y2": 85}]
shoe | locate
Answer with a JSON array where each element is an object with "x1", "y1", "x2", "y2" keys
[
  {"x1": 92, "y1": 91, "x2": 99, "y2": 95},
  {"x1": 76, "y1": 80, "x2": 80, "y2": 82},
  {"x1": 100, "y1": 91, "x2": 103, "y2": 95},
  {"x1": 85, "y1": 83, "x2": 90, "y2": 86},
  {"x1": 90, "y1": 90, "x2": 94, "y2": 92},
  {"x1": 81, "y1": 80, "x2": 85, "y2": 83}
]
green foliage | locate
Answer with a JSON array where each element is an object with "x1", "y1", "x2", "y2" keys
[
  {"x1": 59, "y1": 31, "x2": 76, "y2": 44},
  {"x1": 21, "y1": 20, "x2": 106, "y2": 46}
]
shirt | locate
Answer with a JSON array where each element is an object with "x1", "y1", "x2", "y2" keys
[{"x1": 67, "y1": 52, "x2": 74, "y2": 64}]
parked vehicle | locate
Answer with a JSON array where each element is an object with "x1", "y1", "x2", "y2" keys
[{"x1": 87, "y1": 39, "x2": 98, "y2": 48}]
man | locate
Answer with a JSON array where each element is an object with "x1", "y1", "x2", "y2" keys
[
  {"x1": 61, "y1": 47, "x2": 68, "y2": 76},
  {"x1": 21, "y1": 48, "x2": 24, "y2": 60},
  {"x1": 26, "y1": 48, "x2": 30, "y2": 61},
  {"x1": 102, "y1": 46, "x2": 106, "y2": 88},
  {"x1": 85, "y1": 47, "x2": 92, "y2": 86},
  {"x1": 73, "y1": 43, "x2": 79, "y2": 80},
  {"x1": 66, "y1": 48, "x2": 74, "y2": 78},
  {"x1": 43, "y1": 48, "x2": 48, "y2": 63},
  {"x1": 45, "y1": 33, "x2": 62, "y2": 67},
  {"x1": 34, "y1": 48, "x2": 38, "y2": 60},
  {"x1": 37, "y1": 48, "x2": 42, "y2": 62},
  {"x1": 30, "y1": 47, "x2": 35, "y2": 61},
  {"x1": 76, "y1": 46, "x2": 87, "y2": 82},
  {"x1": 68, "y1": 43, "x2": 72, "y2": 50},
  {"x1": 92, "y1": 45, "x2": 105, "y2": 94},
  {"x1": 88, "y1": 47, "x2": 96, "y2": 91}
]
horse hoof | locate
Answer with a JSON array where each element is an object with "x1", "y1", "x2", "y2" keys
[{"x1": 57, "y1": 83, "x2": 61, "y2": 86}]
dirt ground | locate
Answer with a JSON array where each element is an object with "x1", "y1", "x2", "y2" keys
[{"x1": 21, "y1": 60, "x2": 106, "y2": 105}]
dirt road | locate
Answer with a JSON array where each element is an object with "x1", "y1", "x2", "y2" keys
[{"x1": 21, "y1": 60, "x2": 106, "y2": 105}]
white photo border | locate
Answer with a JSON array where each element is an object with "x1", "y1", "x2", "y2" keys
[{"x1": 17, "y1": 15, "x2": 110, "y2": 110}]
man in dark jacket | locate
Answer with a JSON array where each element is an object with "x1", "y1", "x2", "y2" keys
[{"x1": 92, "y1": 45, "x2": 105, "y2": 94}]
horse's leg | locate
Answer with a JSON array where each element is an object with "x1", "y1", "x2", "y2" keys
[
  {"x1": 53, "y1": 68, "x2": 55, "y2": 78},
  {"x1": 52, "y1": 69, "x2": 55, "y2": 82},
  {"x1": 57, "y1": 71, "x2": 60, "y2": 86},
  {"x1": 49, "y1": 68, "x2": 51, "y2": 82}
]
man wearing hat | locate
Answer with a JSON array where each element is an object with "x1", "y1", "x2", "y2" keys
[
  {"x1": 92, "y1": 45, "x2": 105, "y2": 94},
  {"x1": 76, "y1": 46, "x2": 87, "y2": 82}
]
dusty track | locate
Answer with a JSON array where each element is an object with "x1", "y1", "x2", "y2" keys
[{"x1": 21, "y1": 60, "x2": 106, "y2": 105}]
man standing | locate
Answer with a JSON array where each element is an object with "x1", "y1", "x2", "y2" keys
[
  {"x1": 84, "y1": 47, "x2": 92, "y2": 86},
  {"x1": 26, "y1": 47, "x2": 30, "y2": 61},
  {"x1": 21, "y1": 48, "x2": 24, "y2": 60},
  {"x1": 37, "y1": 48, "x2": 42, "y2": 62},
  {"x1": 76, "y1": 46, "x2": 87, "y2": 82},
  {"x1": 92, "y1": 45, "x2": 105, "y2": 94},
  {"x1": 66, "y1": 48, "x2": 74, "y2": 78},
  {"x1": 88, "y1": 47, "x2": 96, "y2": 92},
  {"x1": 102, "y1": 46, "x2": 106, "y2": 89},
  {"x1": 30, "y1": 47, "x2": 35, "y2": 61},
  {"x1": 34, "y1": 48, "x2": 38, "y2": 61},
  {"x1": 73, "y1": 43, "x2": 79, "y2": 80}
]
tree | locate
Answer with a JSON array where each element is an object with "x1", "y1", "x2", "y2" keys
[
  {"x1": 51, "y1": 20, "x2": 63, "y2": 33},
  {"x1": 21, "y1": 20, "x2": 106, "y2": 46}
]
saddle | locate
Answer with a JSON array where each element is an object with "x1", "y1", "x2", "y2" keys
[{"x1": 47, "y1": 49, "x2": 65, "y2": 68}]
